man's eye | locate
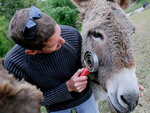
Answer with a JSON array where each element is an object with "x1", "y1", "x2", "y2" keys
[{"x1": 91, "y1": 31, "x2": 104, "y2": 40}]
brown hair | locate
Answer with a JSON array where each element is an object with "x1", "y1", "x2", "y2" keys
[{"x1": 9, "y1": 8, "x2": 56, "y2": 50}]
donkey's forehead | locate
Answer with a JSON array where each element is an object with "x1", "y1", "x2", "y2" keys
[{"x1": 81, "y1": 1, "x2": 135, "y2": 35}]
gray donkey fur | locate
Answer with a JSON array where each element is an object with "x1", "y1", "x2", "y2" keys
[{"x1": 71, "y1": 0, "x2": 139, "y2": 113}]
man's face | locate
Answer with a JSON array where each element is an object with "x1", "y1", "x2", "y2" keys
[{"x1": 37, "y1": 24, "x2": 65, "y2": 53}]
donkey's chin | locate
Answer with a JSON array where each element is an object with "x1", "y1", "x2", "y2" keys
[
  {"x1": 107, "y1": 89, "x2": 139, "y2": 113},
  {"x1": 108, "y1": 96, "x2": 131, "y2": 113},
  {"x1": 106, "y1": 67, "x2": 140, "y2": 113}
]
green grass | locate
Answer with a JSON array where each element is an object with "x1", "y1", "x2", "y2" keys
[
  {"x1": 41, "y1": 107, "x2": 47, "y2": 113},
  {"x1": 125, "y1": 0, "x2": 150, "y2": 13},
  {"x1": 41, "y1": 107, "x2": 78, "y2": 113},
  {"x1": 128, "y1": 9, "x2": 150, "y2": 113},
  {"x1": 130, "y1": 9, "x2": 150, "y2": 85}
]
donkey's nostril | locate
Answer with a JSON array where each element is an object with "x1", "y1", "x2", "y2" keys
[
  {"x1": 120, "y1": 94, "x2": 139, "y2": 111},
  {"x1": 120, "y1": 95, "x2": 128, "y2": 105},
  {"x1": 135, "y1": 100, "x2": 139, "y2": 106}
]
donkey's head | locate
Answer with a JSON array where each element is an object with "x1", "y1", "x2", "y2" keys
[{"x1": 71, "y1": 0, "x2": 139, "y2": 112}]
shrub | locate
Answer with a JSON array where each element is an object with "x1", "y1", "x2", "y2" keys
[
  {"x1": 0, "y1": 0, "x2": 38, "y2": 57},
  {"x1": 0, "y1": 16, "x2": 14, "y2": 57},
  {"x1": 40, "y1": 0, "x2": 81, "y2": 30},
  {"x1": 0, "y1": 0, "x2": 38, "y2": 20}
]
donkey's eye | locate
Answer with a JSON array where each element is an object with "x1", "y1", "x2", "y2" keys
[{"x1": 91, "y1": 31, "x2": 104, "y2": 40}]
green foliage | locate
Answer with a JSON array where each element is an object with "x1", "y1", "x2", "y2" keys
[
  {"x1": 125, "y1": 0, "x2": 150, "y2": 13},
  {"x1": 0, "y1": 0, "x2": 38, "y2": 20},
  {"x1": 40, "y1": 0, "x2": 81, "y2": 30},
  {"x1": 43, "y1": 0, "x2": 76, "y2": 8},
  {"x1": 41, "y1": 106, "x2": 47, "y2": 113},
  {"x1": 0, "y1": 16, "x2": 14, "y2": 57},
  {"x1": 0, "y1": 0, "x2": 39, "y2": 57},
  {"x1": 0, "y1": 0, "x2": 81, "y2": 57}
]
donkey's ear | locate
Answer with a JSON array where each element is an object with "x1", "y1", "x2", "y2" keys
[
  {"x1": 71, "y1": 0, "x2": 90, "y2": 13},
  {"x1": 108, "y1": 0, "x2": 129, "y2": 9}
]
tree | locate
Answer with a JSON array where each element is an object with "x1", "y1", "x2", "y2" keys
[
  {"x1": 40, "y1": 0, "x2": 81, "y2": 30},
  {"x1": 0, "y1": 16, "x2": 14, "y2": 57},
  {"x1": 0, "y1": 0, "x2": 39, "y2": 57},
  {"x1": 0, "y1": 0, "x2": 38, "y2": 20}
]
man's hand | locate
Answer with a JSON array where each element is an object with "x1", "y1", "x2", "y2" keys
[
  {"x1": 137, "y1": 78, "x2": 144, "y2": 97},
  {"x1": 139, "y1": 84, "x2": 144, "y2": 97},
  {"x1": 66, "y1": 68, "x2": 88, "y2": 93}
]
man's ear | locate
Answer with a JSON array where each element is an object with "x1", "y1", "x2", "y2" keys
[{"x1": 25, "y1": 50, "x2": 37, "y2": 55}]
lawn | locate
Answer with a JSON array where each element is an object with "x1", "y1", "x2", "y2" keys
[
  {"x1": 125, "y1": 0, "x2": 150, "y2": 13},
  {"x1": 98, "y1": 8, "x2": 150, "y2": 113},
  {"x1": 130, "y1": 8, "x2": 150, "y2": 113}
]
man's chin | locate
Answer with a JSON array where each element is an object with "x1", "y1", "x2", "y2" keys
[{"x1": 56, "y1": 44, "x2": 63, "y2": 51}]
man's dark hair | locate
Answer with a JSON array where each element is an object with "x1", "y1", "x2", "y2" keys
[{"x1": 9, "y1": 8, "x2": 56, "y2": 50}]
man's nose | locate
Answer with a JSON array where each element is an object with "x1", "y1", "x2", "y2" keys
[{"x1": 60, "y1": 37, "x2": 65, "y2": 44}]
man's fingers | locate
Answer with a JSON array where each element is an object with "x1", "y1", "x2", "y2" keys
[
  {"x1": 76, "y1": 85, "x2": 87, "y2": 92},
  {"x1": 140, "y1": 93, "x2": 143, "y2": 97},
  {"x1": 74, "y1": 68, "x2": 84, "y2": 77},
  {"x1": 74, "y1": 81, "x2": 87, "y2": 87},
  {"x1": 139, "y1": 84, "x2": 144, "y2": 98},
  {"x1": 70, "y1": 68, "x2": 88, "y2": 93},
  {"x1": 139, "y1": 84, "x2": 144, "y2": 90},
  {"x1": 77, "y1": 76, "x2": 88, "y2": 82}
]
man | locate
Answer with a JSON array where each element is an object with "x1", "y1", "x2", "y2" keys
[{"x1": 4, "y1": 6, "x2": 99, "y2": 113}]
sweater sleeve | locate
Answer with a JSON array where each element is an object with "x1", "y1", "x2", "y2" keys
[
  {"x1": 4, "y1": 45, "x2": 36, "y2": 84},
  {"x1": 4, "y1": 45, "x2": 26, "y2": 79},
  {"x1": 41, "y1": 82, "x2": 73, "y2": 106}
]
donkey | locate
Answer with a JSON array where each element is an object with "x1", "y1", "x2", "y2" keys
[
  {"x1": 0, "y1": 59, "x2": 43, "y2": 113},
  {"x1": 71, "y1": 0, "x2": 139, "y2": 112}
]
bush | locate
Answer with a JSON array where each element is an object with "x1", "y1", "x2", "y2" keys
[
  {"x1": 0, "y1": 0, "x2": 81, "y2": 57},
  {"x1": 0, "y1": 0, "x2": 39, "y2": 57},
  {"x1": 0, "y1": 16, "x2": 14, "y2": 57},
  {"x1": 0, "y1": 0, "x2": 38, "y2": 20},
  {"x1": 40, "y1": 0, "x2": 81, "y2": 30}
]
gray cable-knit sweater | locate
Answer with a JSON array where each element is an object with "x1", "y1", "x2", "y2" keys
[{"x1": 4, "y1": 25, "x2": 92, "y2": 112}]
